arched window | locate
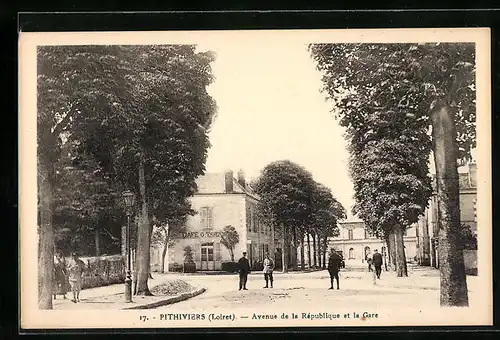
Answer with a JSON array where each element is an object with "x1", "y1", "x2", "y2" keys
[{"x1": 348, "y1": 248, "x2": 354, "y2": 259}]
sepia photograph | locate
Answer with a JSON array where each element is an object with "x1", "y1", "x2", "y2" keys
[{"x1": 19, "y1": 28, "x2": 492, "y2": 329}]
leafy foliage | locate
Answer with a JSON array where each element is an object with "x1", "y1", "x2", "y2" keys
[
  {"x1": 309, "y1": 43, "x2": 476, "y2": 161},
  {"x1": 460, "y1": 224, "x2": 477, "y2": 250},
  {"x1": 183, "y1": 245, "x2": 195, "y2": 263},
  {"x1": 37, "y1": 44, "x2": 217, "y2": 299},
  {"x1": 220, "y1": 225, "x2": 240, "y2": 261},
  {"x1": 252, "y1": 160, "x2": 317, "y2": 232},
  {"x1": 253, "y1": 160, "x2": 345, "y2": 251},
  {"x1": 309, "y1": 42, "x2": 475, "y2": 234}
]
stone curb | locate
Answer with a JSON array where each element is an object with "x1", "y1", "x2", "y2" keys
[{"x1": 122, "y1": 287, "x2": 206, "y2": 310}]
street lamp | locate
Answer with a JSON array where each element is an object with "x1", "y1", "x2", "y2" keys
[{"x1": 122, "y1": 190, "x2": 135, "y2": 303}]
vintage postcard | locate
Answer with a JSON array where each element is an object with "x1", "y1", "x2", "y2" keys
[{"x1": 20, "y1": 28, "x2": 492, "y2": 329}]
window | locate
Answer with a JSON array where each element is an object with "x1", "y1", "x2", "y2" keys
[
  {"x1": 348, "y1": 248, "x2": 354, "y2": 259},
  {"x1": 200, "y1": 207, "x2": 213, "y2": 229},
  {"x1": 252, "y1": 208, "x2": 258, "y2": 233},
  {"x1": 364, "y1": 228, "x2": 369, "y2": 239},
  {"x1": 348, "y1": 229, "x2": 354, "y2": 240}
]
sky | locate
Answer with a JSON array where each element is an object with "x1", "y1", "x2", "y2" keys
[{"x1": 196, "y1": 41, "x2": 357, "y2": 219}]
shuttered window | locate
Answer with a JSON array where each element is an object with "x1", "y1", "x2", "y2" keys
[
  {"x1": 200, "y1": 207, "x2": 214, "y2": 229},
  {"x1": 194, "y1": 243, "x2": 201, "y2": 264}
]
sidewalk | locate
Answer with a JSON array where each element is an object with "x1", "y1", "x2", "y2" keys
[{"x1": 52, "y1": 273, "x2": 205, "y2": 310}]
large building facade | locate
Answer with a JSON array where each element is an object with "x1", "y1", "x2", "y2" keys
[{"x1": 150, "y1": 170, "x2": 279, "y2": 271}]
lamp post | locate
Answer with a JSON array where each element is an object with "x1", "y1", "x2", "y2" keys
[{"x1": 122, "y1": 190, "x2": 135, "y2": 303}]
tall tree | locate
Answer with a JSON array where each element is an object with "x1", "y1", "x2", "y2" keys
[
  {"x1": 348, "y1": 133, "x2": 433, "y2": 276},
  {"x1": 252, "y1": 160, "x2": 317, "y2": 273},
  {"x1": 310, "y1": 43, "x2": 475, "y2": 305},
  {"x1": 108, "y1": 45, "x2": 217, "y2": 295},
  {"x1": 37, "y1": 45, "x2": 126, "y2": 309},
  {"x1": 310, "y1": 183, "x2": 346, "y2": 269},
  {"x1": 37, "y1": 44, "x2": 217, "y2": 304}
]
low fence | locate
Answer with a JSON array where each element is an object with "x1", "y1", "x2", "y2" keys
[{"x1": 79, "y1": 255, "x2": 126, "y2": 289}]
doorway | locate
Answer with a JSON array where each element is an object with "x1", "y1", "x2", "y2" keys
[{"x1": 201, "y1": 242, "x2": 215, "y2": 270}]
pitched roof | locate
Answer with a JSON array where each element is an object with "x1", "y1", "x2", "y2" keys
[{"x1": 194, "y1": 172, "x2": 260, "y2": 200}]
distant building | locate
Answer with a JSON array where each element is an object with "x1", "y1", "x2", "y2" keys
[
  {"x1": 324, "y1": 220, "x2": 417, "y2": 266},
  {"x1": 323, "y1": 162, "x2": 477, "y2": 270},
  {"x1": 150, "y1": 170, "x2": 279, "y2": 271},
  {"x1": 418, "y1": 162, "x2": 477, "y2": 269}
]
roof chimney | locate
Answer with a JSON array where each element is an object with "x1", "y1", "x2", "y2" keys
[
  {"x1": 224, "y1": 170, "x2": 233, "y2": 193},
  {"x1": 237, "y1": 169, "x2": 246, "y2": 188}
]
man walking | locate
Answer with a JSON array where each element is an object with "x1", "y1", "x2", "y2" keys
[
  {"x1": 262, "y1": 253, "x2": 274, "y2": 288},
  {"x1": 68, "y1": 253, "x2": 85, "y2": 303},
  {"x1": 372, "y1": 249, "x2": 383, "y2": 279},
  {"x1": 237, "y1": 251, "x2": 251, "y2": 290},
  {"x1": 327, "y1": 248, "x2": 342, "y2": 290}
]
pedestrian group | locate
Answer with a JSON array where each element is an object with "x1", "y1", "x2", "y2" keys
[
  {"x1": 53, "y1": 252, "x2": 86, "y2": 303},
  {"x1": 236, "y1": 248, "x2": 385, "y2": 290}
]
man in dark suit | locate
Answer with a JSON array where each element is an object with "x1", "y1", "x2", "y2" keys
[
  {"x1": 327, "y1": 248, "x2": 342, "y2": 290},
  {"x1": 237, "y1": 251, "x2": 251, "y2": 290},
  {"x1": 372, "y1": 249, "x2": 383, "y2": 279}
]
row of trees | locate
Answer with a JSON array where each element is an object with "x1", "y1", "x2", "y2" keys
[
  {"x1": 310, "y1": 43, "x2": 476, "y2": 306},
  {"x1": 37, "y1": 45, "x2": 217, "y2": 309},
  {"x1": 252, "y1": 160, "x2": 347, "y2": 272}
]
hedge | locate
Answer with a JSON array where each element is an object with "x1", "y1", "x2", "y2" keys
[{"x1": 80, "y1": 255, "x2": 125, "y2": 289}]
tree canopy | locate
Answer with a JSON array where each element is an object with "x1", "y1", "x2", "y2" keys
[{"x1": 37, "y1": 44, "x2": 217, "y2": 304}]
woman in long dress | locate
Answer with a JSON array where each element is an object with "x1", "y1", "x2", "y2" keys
[{"x1": 53, "y1": 254, "x2": 70, "y2": 299}]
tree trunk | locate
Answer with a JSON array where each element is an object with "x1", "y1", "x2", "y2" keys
[
  {"x1": 389, "y1": 230, "x2": 397, "y2": 271},
  {"x1": 307, "y1": 233, "x2": 311, "y2": 269},
  {"x1": 161, "y1": 228, "x2": 168, "y2": 273},
  {"x1": 394, "y1": 226, "x2": 408, "y2": 277},
  {"x1": 95, "y1": 225, "x2": 100, "y2": 256},
  {"x1": 148, "y1": 223, "x2": 154, "y2": 279},
  {"x1": 135, "y1": 156, "x2": 152, "y2": 295},
  {"x1": 291, "y1": 226, "x2": 298, "y2": 270},
  {"x1": 384, "y1": 233, "x2": 391, "y2": 270},
  {"x1": 312, "y1": 233, "x2": 317, "y2": 267},
  {"x1": 317, "y1": 236, "x2": 322, "y2": 268},
  {"x1": 282, "y1": 226, "x2": 288, "y2": 273},
  {"x1": 432, "y1": 102, "x2": 469, "y2": 306},
  {"x1": 230, "y1": 250, "x2": 234, "y2": 262},
  {"x1": 300, "y1": 234, "x2": 305, "y2": 271},
  {"x1": 322, "y1": 236, "x2": 328, "y2": 269},
  {"x1": 38, "y1": 162, "x2": 54, "y2": 309}
]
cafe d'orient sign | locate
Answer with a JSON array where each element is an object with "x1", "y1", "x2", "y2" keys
[{"x1": 181, "y1": 230, "x2": 222, "y2": 239}]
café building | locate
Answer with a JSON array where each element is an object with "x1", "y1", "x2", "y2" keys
[{"x1": 151, "y1": 170, "x2": 277, "y2": 271}]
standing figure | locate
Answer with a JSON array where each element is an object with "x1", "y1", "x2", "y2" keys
[
  {"x1": 262, "y1": 253, "x2": 274, "y2": 288},
  {"x1": 327, "y1": 248, "x2": 342, "y2": 290},
  {"x1": 367, "y1": 257, "x2": 373, "y2": 272},
  {"x1": 237, "y1": 251, "x2": 251, "y2": 290},
  {"x1": 53, "y1": 253, "x2": 70, "y2": 300},
  {"x1": 372, "y1": 249, "x2": 383, "y2": 279},
  {"x1": 68, "y1": 253, "x2": 85, "y2": 303}
]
